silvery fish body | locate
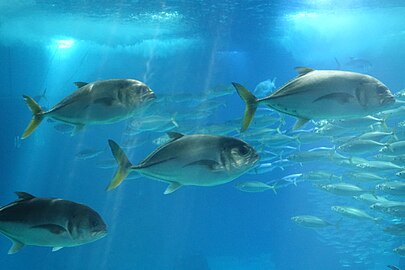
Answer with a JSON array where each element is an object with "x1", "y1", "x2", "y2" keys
[
  {"x1": 0, "y1": 192, "x2": 107, "y2": 254},
  {"x1": 107, "y1": 132, "x2": 259, "y2": 194},
  {"x1": 331, "y1": 206, "x2": 379, "y2": 222},
  {"x1": 22, "y1": 79, "x2": 156, "y2": 139},
  {"x1": 376, "y1": 181, "x2": 405, "y2": 196},
  {"x1": 291, "y1": 215, "x2": 333, "y2": 229},
  {"x1": 233, "y1": 68, "x2": 395, "y2": 131},
  {"x1": 235, "y1": 181, "x2": 275, "y2": 193},
  {"x1": 320, "y1": 183, "x2": 365, "y2": 196}
]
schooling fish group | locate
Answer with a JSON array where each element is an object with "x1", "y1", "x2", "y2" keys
[{"x1": 10, "y1": 67, "x2": 400, "y2": 258}]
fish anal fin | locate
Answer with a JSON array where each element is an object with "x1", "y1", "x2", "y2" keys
[
  {"x1": 294, "y1": 67, "x2": 315, "y2": 76},
  {"x1": 8, "y1": 239, "x2": 24, "y2": 254},
  {"x1": 74, "y1": 82, "x2": 89, "y2": 88},
  {"x1": 71, "y1": 124, "x2": 85, "y2": 136},
  {"x1": 164, "y1": 182, "x2": 183, "y2": 195},
  {"x1": 15, "y1": 192, "x2": 35, "y2": 201},
  {"x1": 31, "y1": 224, "x2": 67, "y2": 235},
  {"x1": 293, "y1": 118, "x2": 310, "y2": 130},
  {"x1": 52, "y1": 247, "x2": 64, "y2": 252}
]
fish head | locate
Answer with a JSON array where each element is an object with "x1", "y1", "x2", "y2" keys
[
  {"x1": 290, "y1": 216, "x2": 302, "y2": 224},
  {"x1": 357, "y1": 80, "x2": 395, "y2": 111},
  {"x1": 69, "y1": 206, "x2": 107, "y2": 243},
  {"x1": 124, "y1": 80, "x2": 156, "y2": 107},
  {"x1": 221, "y1": 138, "x2": 259, "y2": 172}
]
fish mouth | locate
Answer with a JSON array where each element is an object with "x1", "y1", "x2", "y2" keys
[
  {"x1": 143, "y1": 91, "x2": 156, "y2": 102},
  {"x1": 93, "y1": 229, "x2": 108, "y2": 238}
]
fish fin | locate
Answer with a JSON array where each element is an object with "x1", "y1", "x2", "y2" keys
[
  {"x1": 294, "y1": 67, "x2": 315, "y2": 76},
  {"x1": 31, "y1": 224, "x2": 67, "y2": 234},
  {"x1": 293, "y1": 118, "x2": 310, "y2": 130},
  {"x1": 8, "y1": 239, "x2": 24, "y2": 254},
  {"x1": 183, "y1": 159, "x2": 222, "y2": 171},
  {"x1": 167, "y1": 132, "x2": 184, "y2": 141},
  {"x1": 15, "y1": 192, "x2": 35, "y2": 201},
  {"x1": 164, "y1": 182, "x2": 183, "y2": 194},
  {"x1": 107, "y1": 140, "x2": 133, "y2": 191},
  {"x1": 52, "y1": 247, "x2": 64, "y2": 252},
  {"x1": 22, "y1": 95, "x2": 45, "y2": 139},
  {"x1": 313, "y1": 93, "x2": 354, "y2": 104},
  {"x1": 71, "y1": 124, "x2": 85, "y2": 136},
  {"x1": 232, "y1": 82, "x2": 258, "y2": 132},
  {"x1": 74, "y1": 81, "x2": 88, "y2": 88}
]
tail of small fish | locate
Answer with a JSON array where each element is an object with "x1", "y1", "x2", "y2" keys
[
  {"x1": 107, "y1": 139, "x2": 133, "y2": 191},
  {"x1": 21, "y1": 95, "x2": 45, "y2": 139},
  {"x1": 232, "y1": 82, "x2": 258, "y2": 132}
]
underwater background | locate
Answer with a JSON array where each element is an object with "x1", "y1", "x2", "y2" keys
[{"x1": 2, "y1": 1, "x2": 405, "y2": 269}]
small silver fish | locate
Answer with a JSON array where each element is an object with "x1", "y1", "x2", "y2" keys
[
  {"x1": 291, "y1": 215, "x2": 336, "y2": 229},
  {"x1": 235, "y1": 181, "x2": 276, "y2": 193}
]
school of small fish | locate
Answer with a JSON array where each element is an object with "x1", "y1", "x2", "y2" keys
[{"x1": 6, "y1": 67, "x2": 405, "y2": 268}]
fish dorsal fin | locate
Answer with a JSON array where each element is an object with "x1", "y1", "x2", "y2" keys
[
  {"x1": 295, "y1": 67, "x2": 315, "y2": 76},
  {"x1": 52, "y1": 247, "x2": 64, "y2": 252},
  {"x1": 15, "y1": 192, "x2": 35, "y2": 201},
  {"x1": 164, "y1": 182, "x2": 183, "y2": 194},
  {"x1": 74, "y1": 81, "x2": 89, "y2": 88},
  {"x1": 8, "y1": 239, "x2": 25, "y2": 254},
  {"x1": 166, "y1": 132, "x2": 184, "y2": 141}
]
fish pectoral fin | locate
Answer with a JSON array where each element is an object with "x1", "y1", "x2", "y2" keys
[
  {"x1": 8, "y1": 239, "x2": 24, "y2": 254},
  {"x1": 313, "y1": 93, "x2": 354, "y2": 104},
  {"x1": 183, "y1": 160, "x2": 222, "y2": 171},
  {"x1": 31, "y1": 224, "x2": 67, "y2": 235},
  {"x1": 164, "y1": 182, "x2": 183, "y2": 195},
  {"x1": 52, "y1": 247, "x2": 64, "y2": 252},
  {"x1": 293, "y1": 118, "x2": 310, "y2": 130},
  {"x1": 71, "y1": 124, "x2": 85, "y2": 136},
  {"x1": 94, "y1": 97, "x2": 115, "y2": 106},
  {"x1": 74, "y1": 81, "x2": 89, "y2": 88}
]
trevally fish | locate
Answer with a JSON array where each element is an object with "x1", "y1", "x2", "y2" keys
[
  {"x1": 291, "y1": 215, "x2": 337, "y2": 229},
  {"x1": 331, "y1": 206, "x2": 379, "y2": 222},
  {"x1": 337, "y1": 139, "x2": 387, "y2": 155},
  {"x1": 233, "y1": 67, "x2": 395, "y2": 131},
  {"x1": 106, "y1": 132, "x2": 259, "y2": 194},
  {"x1": 21, "y1": 79, "x2": 156, "y2": 139},
  {"x1": 0, "y1": 192, "x2": 107, "y2": 254}
]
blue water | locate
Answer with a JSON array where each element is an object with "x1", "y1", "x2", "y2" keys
[{"x1": 2, "y1": 1, "x2": 405, "y2": 269}]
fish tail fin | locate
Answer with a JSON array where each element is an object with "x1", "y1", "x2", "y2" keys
[
  {"x1": 171, "y1": 112, "x2": 179, "y2": 128},
  {"x1": 107, "y1": 139, "x2": 133, "y2": 191},
  {"x1": 232, "y1": 82, "x2": 258, "y2": 132},
  {"x1": 270, "y1": 185, "x2": 277, "y2": 195},
  {"x1": 22, "y1": 95, "x2": 45, "y2": 139}
]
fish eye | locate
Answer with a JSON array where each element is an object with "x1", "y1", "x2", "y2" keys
[{"x1": 238, "y1": 145, "x2": 250, "y2": 156}]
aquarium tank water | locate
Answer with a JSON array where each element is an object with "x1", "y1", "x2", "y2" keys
[{"x1": 2, "y1": 1, "x2": 405, "y2": 269}]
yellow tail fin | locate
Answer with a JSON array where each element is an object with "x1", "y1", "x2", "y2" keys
[
  {"x1": 232, "y1": 83, "x2": 258, "y2": 132},
  {"x1": 107, "y1": 140, "x2": 133, "y2": 191},
  {"x1": 22, "y1": 95, "x2": 44, "y2": 139}
]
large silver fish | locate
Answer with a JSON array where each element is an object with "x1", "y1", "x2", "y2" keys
[
  {"x1": 22, "y1": 79, "x2": 156, "y2": 139},
  {"x1": 233, "y1": 67, "x2": 395, "y2": 131},
  {"x1": 106, "y1": 132, "x2": 259, "y2": 194},
  {"x1": 0, "y1": 192, "x2": 107, "y2": 254}
]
